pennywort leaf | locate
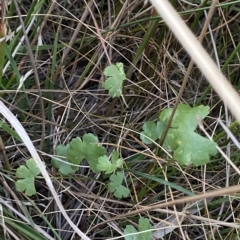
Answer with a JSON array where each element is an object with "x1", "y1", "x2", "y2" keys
[
  {"x1": 158, "y1": 104, "x2": 217, "y2": 166},
  {"x1": 81, "y1": 133, "x2": 106, "y2": 173},
  {"x1": 15, "y1": 158, "x2": 42, "y2": 197},
  {"x1": 124, "y1": 217, "x2": 152, "y2": 240},
  {"x1": 51, "y1": 144, "x2": 76, "y2": 176},
  {"x1": 97, "y1": 155, "x2": 115, "y2": 174},
  {"x1": 102, "y1": 62, "x2": 126, "y2": 98},
  {"x1": 52, "y1": 133, "x2": 106, "y2": 175},
  {"x1": 67, "y1": 137, "x2": 85, "y2": 167},
  {"x1": 124, "y1": 225, "x2": 138, "y2": 240},
  {"x1": 140, "y1": 121, "x2": 165, "y2": 144},
  {"x1": 97, "y1": 151, "x2": 124, "y2": 174},
  {"x1": 108, "y1": 171, "x2": 130, "y2": 198},
  {"x1": 138, "y1": 217, "x2": 152, "y2": 240},
  {"x1": 140, "y1": 104, "x2": 217, "y2": 166}
]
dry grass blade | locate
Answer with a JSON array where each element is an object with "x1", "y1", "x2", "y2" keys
[
  {"x1": 1, "y1": 0, "x2": 240, "y2": 239},
  {"x1": 150, "y1": 0, "x2": 240, "y2": 121},
  {"x1": 0, "y1": 101, "x2": 91, "y2": 240},
  {"x1": 198, "y1": 118, "x2": 240, "y2": 176},
  {"x1": 0, "y1": 0, "x2": 4, "y2": 25},
  {"x1": 0, "y1": 0, "x2": 5, "y2": 84},
  {"x1": 0, "y1": 197, "x2": 55, "y2": 240},
  {"x1": 12, "y1": 0, "x2": 46, "y2": 151},
  {"x1": 91, "y1": 184, "x2": 240, "y2": 230},
  {"x1": 159, "y1": 0, "x2": 218, "y2": 147}
]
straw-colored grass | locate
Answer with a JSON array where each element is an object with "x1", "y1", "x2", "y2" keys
[{"x1": 0, "y1": 0, "x2": 240, "y2": 239}]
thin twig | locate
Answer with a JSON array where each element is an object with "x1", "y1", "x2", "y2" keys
[
  {"x1": 159, "y1": 0, "x2": 218, "y2": 146},
  {"x1": 150, "y1": 0, "x2": 240, "y2": 122},
  {"x1": 0, "y1": 101, "x2": 91, "y2": 240},
  {"x1": 90, "y1": 184, "x2": 240, "y2": 230}
]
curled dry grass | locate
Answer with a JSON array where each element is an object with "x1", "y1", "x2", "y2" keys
[{"x1": 0, "y1": 0, "x2": 240, "y2": 239}]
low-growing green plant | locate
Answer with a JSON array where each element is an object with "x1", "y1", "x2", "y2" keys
[
  {"x1": 102, "y1": 62, "x2": 126, "y2": 97},
  {"x1": 15, "y1": 158, "x2": 42, "y2": 197},
  {"x1": 51, "y1": 133, "x2": 106, "y2": 175},
  {"x1": 50, "y1": 133, "x2": 129, "y2": 198},
  {"x1": 124, "y1": 217, "x2": 152, "y2": 240},
  {"x1": 141, "y1": 104, "x2": 217, "y2": 166},
  {"x1": 14, "y1": 63, "x2": 217, "y2": 200},
  {"x1": 97, "y1": 151, "x2": 124, "y2": 174},
  {"x1": 14, "y1": 133, "x2": 129, "y2": 198},
  {"x1": 108, "y1": 171, "x2": 130, "y2": 198},
  {"x1": 12, "y1": 60, "x2": 222, "y2": 240}
]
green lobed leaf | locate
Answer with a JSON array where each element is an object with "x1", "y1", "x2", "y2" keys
[
  {"x1": 16, "y1": 165, "x2": 31, "y2": 178},
  {"x1": 170, "y1": 131, "x2": 217, "y2": 166},
  {"x1": 109, "y1": 171, "x2": 124, "y2": 184},
  {"x1": 51, "y1": 144, "x2": 76, "y2": 176},
  {"x1": 138, "y1": 217, "x2": 152, "y2": 240},
  {"x1": 159, "y1": 104, "x2": 210, "y2": 131},
  {"x1": 108, "y1": 172, "x2": 130, "y2": 198},
  {"x1": 15, "y1": 158, "x2": 41, "y2": 197},
  {"x1": 52, "y1": 134, "x2": 106, "y2": 175},
  {"x1": 15, "y1": 177, "x2": 36, "y2": 197},
  {"x1": 111, "y1": 150, "x2": 119, "y2": 162},
  {"x1": 140, "y1": 121, "x2": 165, "y2": 144},
  {"x1": 67, "y1": 137, "x2": 85, "y2": 166},
  {"x1": 55, "y1": 144, "x2": 69, "y2": 157},
  {"x1": 97, "y1": 151, "x2": 124, "y2": 174},
  {"x1": 97, "y1": 155, "x2": 115, "y2": 174},
  {"x1": 81, "y1": 133, "x2": 106, "y2": 173},
  {"x1": 111, "y1": 151, "x2": 124, "y2": 168},
  {"x1": 102, "y1": 62, "x2": 126, "y2": 98},
  {"x1": 124, "y1": 225, "x2": 138, "y2": 240},
  {"x1": 114, "y1": 159, "x2": 124, "y2": 168},
  {"x1": 25, "y1": 159, "x2": 41, "y2": 177},
  {"x1": 16, "y1": 158, "x2": 40, "y2": 178},
  {"x1": 158, "y1": 104, "x2": 217, "y2": 166},
  {"x1": 124, "y1": 217, "x2": 152, "y2": 240}
]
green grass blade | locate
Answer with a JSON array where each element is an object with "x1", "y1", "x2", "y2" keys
[
  {"x1": 127, "y1": 169, "x2": 195, "y2": 196},
  {"x1": 0, "y1": 120, "x2": 22, "y2": 142}
]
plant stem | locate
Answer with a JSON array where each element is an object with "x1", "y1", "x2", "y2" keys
[{"x1": 158, "y1": 0, "x2": 218, "y2": 150}]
